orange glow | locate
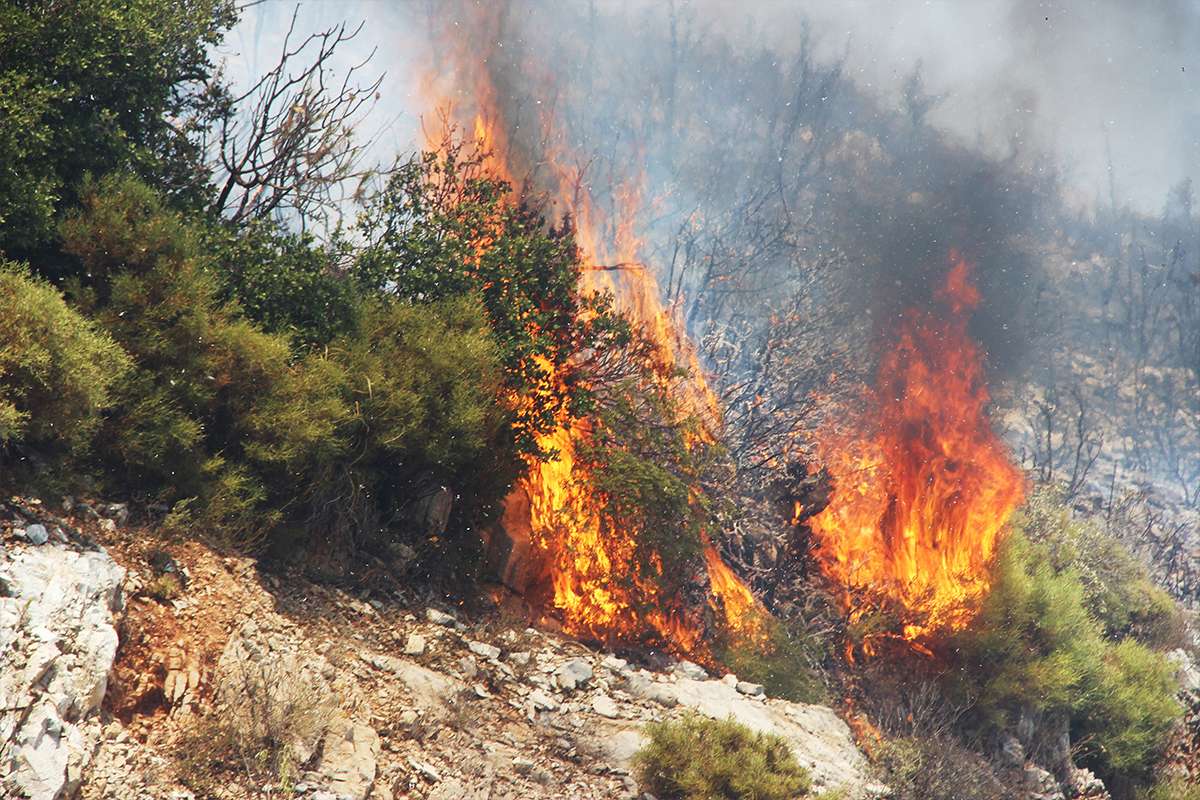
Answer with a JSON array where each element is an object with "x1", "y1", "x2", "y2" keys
[
  {"x1": 808, "y1": 253, "x2": 1024, "y2": 643},
  {"x1": 422, "y1": 8, "x2": 761, "y2": 654}
]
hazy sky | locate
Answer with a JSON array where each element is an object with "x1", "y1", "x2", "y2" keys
[{"x1": 228, "y1": 1, "x2": 1200, "y2": 213}]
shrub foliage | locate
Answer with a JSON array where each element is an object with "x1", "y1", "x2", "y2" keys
[
  {"x1": 634, "y1": 713, "x2": 812, "y2": 800},
  {"x1": 0, "y1": 264, "x2": 130, "y2": 460}
]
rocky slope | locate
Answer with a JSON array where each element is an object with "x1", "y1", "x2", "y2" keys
[{"x1": 0, "y1": 499, "x2": 877, "y2": 800}]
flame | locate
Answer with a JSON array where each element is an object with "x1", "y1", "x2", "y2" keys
[
  {"x1": 808, "y1": 253, "x2": 1024, "y2": 642},
  {"x1": 420, "y1": 8, "x2": 761, "y2": 653}
]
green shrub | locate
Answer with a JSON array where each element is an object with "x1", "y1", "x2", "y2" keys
[
  {"x1": 60, "y1": 174, "x2": 300, "y2": 542},
  {"x1": 715, "y1": 619, "x2": 826, "y2": 703},
  {"x1": 212, "y1": 223, "x2": 358, "y2": 349},
  {"x1": 634, "y1": 713, "x2": 811, "y2": 800},
  {"x1": 0, "y1": 264, "x2": 130, "y2": 460},
  {"x1": 0, "y1": 0, "x2": 234, "y2": 262},
  {"x1": 1016, "y1": 488, "x2": 1187, "y2": 648},
  {"x1": 247, "y1": 295, "x2": 513, "y2": 554},
  {"x1": 947, "y1": 529, "x2": 1180, "y2": 782}
]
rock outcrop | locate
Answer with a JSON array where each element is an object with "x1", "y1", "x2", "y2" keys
[{"x1": 1, "y1": 541, "x2": 125, "y2": 800}]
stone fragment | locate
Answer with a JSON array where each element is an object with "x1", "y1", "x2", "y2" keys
[
  {"x1": 529, "y1": 690, "x2": 560, "y2": 712},
  {"x1": 555, "y1": 658, "x2": 593, "y2": 691},
  {"x1": 735, "y1": 681, "x2": 765, "y2": 697},
  {"x1": 426, "y1": 608, "x2": 456, "y2": 627},
  {"x1": 24, "y1": 523, "x2": 48, "y2": 546},
  {"x1": 592, "y1": 694, "x2": 621, "y2": 719},
  {"x1": 312, "y1": 721, "x2": 380, "y2": 800},
  {"x1": 508, "y1": 651, "x2": 531, "y2": 667},
  {"x1": 408, "y1": 757, "x2": 442, "y2": 782},
  {"x1": 673, "y1": 660, "x2": 708, "y2": 681},
  {"x1": 625, "y1": 673, "x2": 678, "y2": 708},
  {"x1": 468, "y1": 640, "x2": 501, "y2": 660},
  {"x1": 403, "y1": 633, "x2": 427, "y2": 656}
]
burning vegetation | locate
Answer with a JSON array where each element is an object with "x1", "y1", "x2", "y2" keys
[
  {"x1": 809, "y1": 254, "x2": 1025, "y2": 647},
  {"x1": 3, "y1": 1, "x2": 1199, "y2": 797}
]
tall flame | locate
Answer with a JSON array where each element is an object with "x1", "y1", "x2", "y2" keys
[
  {"x1": 808, "y1": 253, "x2": 1024, "y2": 643},
  {"x1": 420, "y1": 7, "x2": 763, "y2": 653}
]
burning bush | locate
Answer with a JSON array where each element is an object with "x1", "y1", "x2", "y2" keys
[{"x1": 355, "y1": 139, "x2": 628, "y2": 458}]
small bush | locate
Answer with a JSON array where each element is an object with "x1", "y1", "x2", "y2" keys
[
  {"x1": 872, "y1": 736, "x2": 1010, "y2": 800},
  {"x1": 634, "y1": 713, "x2": 811, "y2": 800},
  {"x1": 0, "y1": 264, "x2": 130, "y2": 461},
  {"x1": 178, "y1": 651, "x2": 331, "y2": 794},
  {"x1": 716, "y1": 620, "x2": 826, "y2": 703}
]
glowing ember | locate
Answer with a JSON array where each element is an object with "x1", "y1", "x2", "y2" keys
[{"x1": 808, "y1": 252, "x2": 1024, "y2": 642}]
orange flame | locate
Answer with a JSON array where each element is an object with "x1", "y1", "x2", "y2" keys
[
  {"x1": 808, "y1": 253, "x2": 1024, "y2": 642},
  {"x1": 421, "y1": 10, "x2": 761, "y2": 654}
]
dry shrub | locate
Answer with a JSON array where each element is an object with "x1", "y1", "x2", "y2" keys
[
  {"x1": 872, "y1": 736, "x2": 1013, "y2": 800},
  {"x1": 178, "y1": 650, "x2": 331, "y2": 795}
]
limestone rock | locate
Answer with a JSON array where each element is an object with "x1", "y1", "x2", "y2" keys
[
  {"x1": 0, "y1": 543, "x2": 125, "y2": 800},
  {"x1": 660, "y1": 678, "x2": 868, "y2": 795},
  {"x1": 592, "y1": 694, "x2": 621, "y2": 719},
  {"x1": 426, "y1": 608, "x2": 457, "y2": 627},
  {"x1": 555, "y1": 658, "x2": 593, "y2": 691},
  {"x1": 673, "y1": 660, "x2": 708, "y2": 681},
  {"x1": 468, "y1": 640, "x2": 501, "y2": 661},
  {"x1": 403, "y1": 633, "x2": 427, "y2": 656},
  {"x1": 311, "y1": 720, "x2": 380, "y2": 800}
]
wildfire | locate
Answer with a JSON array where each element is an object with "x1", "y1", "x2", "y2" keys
[
  {"x1": 421, "y1": 6, "x2": 763, "y2": 654},
  {"x1": 808, "y1": 253, "x2": 1024, "y2": 644}
]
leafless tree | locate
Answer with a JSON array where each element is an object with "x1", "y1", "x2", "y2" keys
[
  {"x1": 210, "y1": 6, "x2": 382, "y2": 232},
  {"x1": 1023, "y1": 384, "x2": 1103, "y2": 500}
]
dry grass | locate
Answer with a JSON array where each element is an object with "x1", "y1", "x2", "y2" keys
[{"x1": 177, "y1": 651, "x2": 332, "y2": 795}]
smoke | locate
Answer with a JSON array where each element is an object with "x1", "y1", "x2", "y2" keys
[
  {"x1": 688, "y1": 0, "x2": 1200, "y2": 213},
  {"x1": 222, "y1": 0, "x2": 1193, "y2": 381},
  {"x1": 229, "y1": 2, "x2": 1198, "y2": 213}
]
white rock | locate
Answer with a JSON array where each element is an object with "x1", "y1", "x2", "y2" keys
[
  {"x1": 1, "y1": 543, "x2": 125, "y2": 799},
  {"x1": 509, "y1": 651, "x2": 531, "y2": 666},
  {"x1": 425, "y1": 608, "x2": 456, "y2": 627},
  {"x1": 669, "y1": 678, "x2": 869, "y2": 793},
  {"x1": 468, "y1": 640, "x2": 501, "y2": 660},
  {"x1": 404, "y1": 633, "x2": 427, "y2": 656},
  {"x1": 555, "y1": 658, "x2": 593, "y2": 691},
  {"x1": 311, "y1": 721, "x2": 379, "y2": 800},
  {"x1": 736, "y1": 681, "x2": 765, "y2": 697},
  {"x1": 592, "y1": 694, "x2": 621, "y2": 719},
  {"x1": 24, "y1": 524, "x2": 49, "y2": 546},
  {"x1": 673, "y1": 660, "x2": 708, "y2": 681},
  {"x1": 602, "y1": 655, "x2": 630, "y2": 674},
  {"x1": 529, "y1": 690, "x2": 560, "y2": 712}
]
